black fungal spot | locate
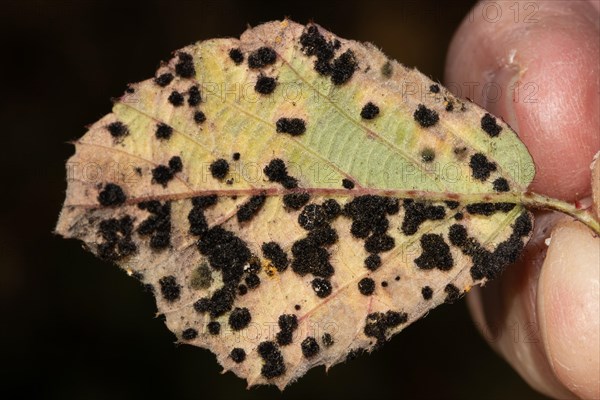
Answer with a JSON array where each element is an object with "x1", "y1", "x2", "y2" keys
[
  {"x1": 395, "y1": 276, "x2": 400, "y2": 281},
  {"x1": 154, "y1": 73, "x2": 174, "y2": 87},
  {"x1": 445, "y1": 201, "x2": 460, "y2": 209},
  {"x1": 196, "y1": 226, "x2": 251, "y2": 318},
  {"x1": 276, "y1": 314, "x2": 298, "y2": 346},
  {"x1": 98, "y1": 183, "x2": 126, "y2": 206},
  {"x1": 138, "y1": 201, "x2": 172, "y2": 249},
  {"x1": 364, "y1": 254, "x2": 381, "y2": 271},
  {"x1": 429, "y1": 84, "x2": 440, "y2": 93},
  {"x1": 449, "y1": 211, "x2": 532, "y2": 281},
  {"x1": 364, "y1": 311, "x2": 408, "y2": 345},
  {"x1": 276, "y1": 118, "x2": 306, "y2": 136},
  {"x1": 345, "y1": 195, "x2": 398, "y2": 253},
  {"x1": 466, "y1": 202, "x2": 516, "y2": 216},
  {"x1": 422, "y1": 286, "x2": 433, "y2": 300},
  {"x1": 493, "y1": 177, "x2": 510, "y2": 192},
  {"x1": 300, "y1": 24, "x2": 357, "y2": 84},
  {"x1": 245, "y1": 273, "x2": 260, "y2": 289},
  {"x1": 299, "y1": 25, "x2": 334, "y2": 70},
  {"x1": 229, "y1": 307, "x2": 251, "y2": 330},
  {"x1": 181, "y1": 328, "x2": 198, "y2": 340},
  {"x1": 291, "y1": 237, "x2": 334, "y2": 278},
  {"x1": 414, "y1": 234, "x2": 454, "y2": 271},
  {"x1": 481, "y1": 113, "x2": 502, "y2": 137},
  {"x1": 301, "y1": 337, "x2": 320, "y2": 358},
  {"x1": 159, "y1": 275, "x2": 181, "y2": 302},
  {"x1": 151, "y1": 165, "x2": 174, "y2": 187},
  {"x1": 258, "y1": 341, "x2": 286, "y2": 378},
  {"x1": 322, "y1": 333, "x2": 334, "y2": 347},
  {"x1": 401, "y1": 200, "x2": 446, "y2": 235},
  {"x1": 331, "y1": 50, "x2": 358, "y2": 85},
  {"x1": 364, "y1": 234, "x2": 395, "y2": 253},
  {"x1": 230, "y1": 348, "x2": 246, "y2": 363},
  {"x1": 168, "y1": 90, "x2": 184, "y2": 107},
  {"x1": 206, "y1": 320, "x2": 223, "y2": 336},
  {"x1": 193, "y1": 110, "x2": 206, "y2": 124},
  {"x1": 386, "y1": 199, "x2": 400, "y2": 215},
  {"x1": 448, "y1": 224, "x2": 468, "y2": 248},
  {"x1": 208, "y1": 289, "x2": 235, "y2": 318},
  {"x1": 283, "y1": 192, "x2": 310, "y2": 210},
  {"x1": 469, "y1": 153, "x2": 497, "y2": 181},
  {"x1": 248, "y1": 47, "x2": 277, "y2": 69},
  {"x1": 413, "y1": 104, "x2": 439, "y2": 127},
  {"x1": 237, "y1": 194, "x2": 266, "y2": 223},
  {"x1": 191, "y1": 194, "x2": 217, "y2": 210},
  {"x1": 198, "y1": 226, "x2": 250, "y2": 286},
  {"x1": 358, "y1": 277, "x2": 375, "y2": 296},
  {"x1": 155, "y1": 123, "x2": 173, "y2": 140},
  {"x1": 298, "y1": 204, "x2": 327, "y2": 230},
  {"x1": 307, "y1": 226, "x2": 338, "y2": 247},
  {"x1": 295, "y1": 304, "x2": 301, "y2": 311},
  {"x1": 210, "y1": 159, "x2": 229, "y2": 180},
  {"x1": 421, "y1": 148, "x2": 435, "y2": 163},
  {"x1": 238, "y1": 284, "x2": 248, "y2": 296},
  {"x1": 188, "y1": 85, "x2": 201, "y2": 106},
  {"x1": 360, "y1": 102, "x2": 380, "y2": 120},
  {"x1": 232, "y1": 152, "x2": 240, "y2": 161},
  {"x1": 311, "y1": 278, "x2": 332, "y2": 298},
  {"x1": 444, "y1": 284, "x2": 461, "y2": 304},
  {"x1": 229, "y1": 48, "x2": 244, "y2": 65},
  {"x1": 151, "y1": 156, "x2": 181, "y2": 187},
  {"x1": 322, "y1": 199, "x2": 341, "y2": 220},
  {"x1": 193, "y1": 298, "x2": 211, "y2": 313},
  {"x1": 445, "y1": 101, "x2": 454, "y2": 112},
  {"x1": 264, "y1": 159, "x2": 298, "y2": 189},
  {"x1": 454, "y1": 212, "x2": 464, "y2": 220},
  {"x1": 381, "y1": 281, "x2": 388, "y2": 287},
  {"x1": 175, "y1": 52, "x2": 195, "y2": 79},
  {"x1": 299, "y1": 25, "x2": 357, "y2": 84},
  {"x1": 255, "y1": 74, "x2": 277, "y2": 94},
  {"x1": 168, "y1": 156, "x2": 182, "y2": 173},
  {"x1": 342, "y1": 179, "x2": 355, "y2": 189},
  {"x1": 97, "y1": 216, "x2": 137, "y2": 260},
  {"x1": 107, "y1": 121, "x2": 128, "y2": 138},
  {"x1": 188, "y1": 195, "x2": 217, "y2": 236},
  {"x1": 262, "y1": 242, "x2": 289, "y2": 272}
]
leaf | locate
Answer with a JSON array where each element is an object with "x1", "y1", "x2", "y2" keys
[{"x1": 56, "y1": 20, "x2": 540, "y2": 389}]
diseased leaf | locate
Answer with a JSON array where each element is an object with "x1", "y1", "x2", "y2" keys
[{"x1": 57, "y1": 20, "x2": 571, "y2": 389}]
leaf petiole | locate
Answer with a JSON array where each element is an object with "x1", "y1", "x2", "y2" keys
[{"x1": 522, "y1": 192, "x2": 600, "y2": 235}]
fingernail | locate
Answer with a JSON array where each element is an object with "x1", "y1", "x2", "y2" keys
[
  {"x1": 483, "y1": 63, "x2": 521, "y2": 132},
  {"x1": 538, "y1": 221, "x2": 600, "y2": 399}
]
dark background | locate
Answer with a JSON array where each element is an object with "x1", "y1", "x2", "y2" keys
[{"x1": 1, "y1": 1, "x2": 549, "y2": 399}]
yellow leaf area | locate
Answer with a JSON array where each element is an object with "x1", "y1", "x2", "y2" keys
[{"x1": 56, "y1": 20, "x2": 535, "y2": 389}]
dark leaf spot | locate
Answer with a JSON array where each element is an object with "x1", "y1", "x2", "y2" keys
[{"x1": 413, "y1": 104, "x2": 439, "y2": 127}]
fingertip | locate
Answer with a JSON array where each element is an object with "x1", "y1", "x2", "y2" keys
[{"x1": 538, "y1": 220, "x2": 600, "y2": 399}]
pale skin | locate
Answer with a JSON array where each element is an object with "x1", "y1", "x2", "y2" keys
[{"x1": 445, "y1": 1, "x2": 600, "y2": 398}]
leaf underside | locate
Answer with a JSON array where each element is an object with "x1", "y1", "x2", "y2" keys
[{"x1": 56, "y1": 20, "x2": 535, "y2": 389}]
